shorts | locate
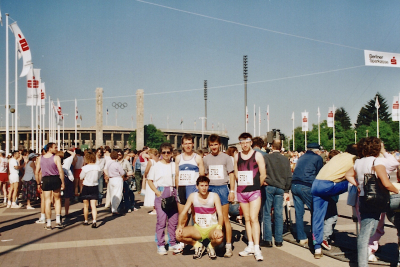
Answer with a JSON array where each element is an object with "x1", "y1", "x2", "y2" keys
[
  {"x1": 194, "y1": 223, "x2": 218, "y2": 242},
  {"x1": 0, "y1": 173, "x2": 8, "y2": 182},
  {"x1": 80, "y1": 185, "x2": 99, "y2": 201},
  {"x1": 41, "y1": 175, "x2": 62, "y2": 191},
  {"x1": 63, "y1": 176, "x2": 74, "y2": 198},
  {"x1": 9, "y1": 173, "x2": 19, "y2": 184},
  {"x1": 178, "y1": 185, "x2": 198, "y2": 205},
  {"x1": 237, "y1": 190, "x2": 261, "y2": 203},
  {"x1": 73, "y1": 169, "x2": 82, "y2": 180},
  {"x1": 208, "y1": 185, "x2": 229, "y2": 206}
]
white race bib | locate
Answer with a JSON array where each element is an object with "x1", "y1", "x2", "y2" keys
[
  {"x1": 178, "y1": 170, "x2": 195, "y2": 186},
  {"x1": 237, "y1": 171, "x2": 253, "y2": 186},
  {"x1": 195, "y1": 213, "x2": 212, "y2": 228},
  {"x1": 209, "y1": 165, "x2": 224, "y2": 180}
]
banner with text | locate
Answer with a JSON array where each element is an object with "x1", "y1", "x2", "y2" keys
[
  {"x1": 365, "y1": 50, "x2": 400, "y2": 68},
  {"x1": 393, "y1": 96, "x2": 399, "y2": 122},
  {"x1": 327, "y1": 107, "x2": 334, "y2": 127},
  {"x1": 301, "y1": 111, "x2": 309, "y2": 131}
]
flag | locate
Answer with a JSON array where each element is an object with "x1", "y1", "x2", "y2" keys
[
  {"x1": 9, "y1": 22, "x2": 32, "y2": 77},
  {"x1": 393, "y1": 96, "x2": 399, "y2": 121},
  {"x1": 246, "y1": 106, "x2": 249, "y2": 124},
  {"x1": 80, "y1": 115, "x2": 82, "y2": 121},
  {"x1": 41, "y1": 83, "x2": 46, "y2": 114},
  {"x1": 26, "y1": 68, "x2": 40, "y2": 106},
  {"x1": 57, "y1": 98, "x2": 63, "y2": 126},
  {"x1": 291, "y1": 112, "x2": 294, "y2": 121},
  {"x1": 0, "y1": 8, "x2": 3, "y2": 27},
  {"x1": 327, "y1": 107, "x2": 334, "y2": 127},
  {"x1": 267, "y1": 105, "x2": 269, "y2": 121},
  {"x1": 107, "y1": 108, "x2": 109, "y2": 115},
  {"x1": 375, "y1": 96, "x2": 380, "y2": 109},
  {"x1": 317, "y1": 107, "x2": 321, "y2": 118},
  {"x1": 52, "y1": 100, "x2": 58, "y2": 123},
  {"x1": 301, "y1": 111, "x2": 309, "y2": 131},
  {"x1": 180, "y1": 118, "x2": 183, "y2": 125},
  {"x1": 75, "y1": 99, "x2": 78, "y2": 120}
]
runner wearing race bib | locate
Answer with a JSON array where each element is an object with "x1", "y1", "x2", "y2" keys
[
  {"x1": 176, "y1": 176, "x2": 223, "y2": 260},
  {"x1": 203, "y1": 134, "x2": 235, "y2": 258}
]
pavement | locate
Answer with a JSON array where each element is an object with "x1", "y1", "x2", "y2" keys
[{"x1": 0, "y1": 188, "x2": 396, "y2": 267}]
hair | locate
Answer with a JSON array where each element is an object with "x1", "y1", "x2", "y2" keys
[
  {"x1": 226, "y1": 146, "x2": 238, "y2": 157},
  {"x1": 110, "y1": 151, "x2": 119, "y2": 160},
  {"x1": 196, "y1": 176, "x2": 210, "y2": 185},
  {"x1": 133, "y1": 149, "x2": 138, "y2": 154},
  {"x1": 84, "y1": 151, "x2": 96, "y2": 164},
  {"x1": 118, "y1": 150, "x2": 124, "y2": 157},
  {"x1": 45, "y1": 143, "x2": 55, "y2": 152},
  {"x1": 208, "y1": 134, "x2": 221, "y2": 144},
  {"x1": 345, "y1": 144, "x2": 358, "y2": 156},
  {"x1": 357, "y1": 137, "x2": 381, "y2": 158},
  {"x1": 12, "y1": 150, "x2": 19, "y2": 156},
  {"x1": 104, "y1": 146, "x2": 111, "y2": 153},
  {"x1": 75, "y1": 149, "x2": 82, "y2": 155},
  {"x1": 238, "y1": 132, "x2": 252, "y2": 140},
  {"x1": 196, "y1": 149, "x2": 204, "y2": 157},
  {"x1": 328, "y1": 150, "x2": 340, "y2": 160},
  {"x1": 271, "y1": 140, "x2": 282, "y2": 151},
  {"x1": 148, "y1": 148, "x2": 159, "y2": 156},
  {"x1": 251, "y1": 137, "x2": 264, "y2": 148},
  {"x1": 159, "y1": 142, "x2": 173, "y2": 153},
  {"x1": 181, "y1": 134, "x2": 194, "y2": 144},
  {"x1": 96, "y1": 148, "x2": 104, "y2": 157}
]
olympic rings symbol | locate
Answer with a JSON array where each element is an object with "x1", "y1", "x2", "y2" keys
[{"x1": 112, "y1": 102, "x2": 128, "y2": 109}]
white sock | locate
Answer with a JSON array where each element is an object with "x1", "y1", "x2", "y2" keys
[
  {"x1": 254, "y1": 245, "x2": 260, "y2": 252},
  {"x1": 226, "y1": 243, "x2": 232, "y2": 249},
  {"x1": 92, "y1": 220, "x2": 96, "y2": 223},
  {"x1": 47, "y1": 219, "x2": 51, "y2": 227},
  {"x1": 56, "y1": 215, "x2": 61, "y2": 224},
  {"x1": 40, "y1": 213, "x2": 45, "y2": 220},
  {"x1": 84, "y1": 220, "x2": 88, "y2": 223},
  {"x1": 7, "y1": 200, "x2": 11, "y2": 205},
  {"x1": 315, "y1": 248, "x2": 321, "y2": 254},
  {"x1": 248, "y1": 242, "x2": 254, "y2": 247},
  {"x1": 11, "y1": 202, "x2": 16, "y2": 206}
]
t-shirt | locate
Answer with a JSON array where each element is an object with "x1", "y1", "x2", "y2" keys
[
  {"x1": 148, "y1": 161, "x2": 175, "y2": 187},
  {"x1": 316, "y1": 153, "x2": 356, "y2": 183},
  {"x1": 80, "y1": 164, "x2": 101, "y2": 186},
  {"x1": 354, "y1": 156, "x2": 386, "y2": 196},
  {"x1": 203, "y1": 152, "x2": 234, "y2": 186},
  {"x1": 63, "y1": 155, "x2": 75, "y2": 182},
  {"x1": 104, "y1": 155, "x2": 112, "y2": 171},
  {"x1": 74, "y1": 155, "x2": 84, "y2": 169},
  {"x1": 0, "y1": 157, "x2": 8, "y2": 173},
  {"x1": 9, "y1": 158, "x2": 19, "y2": 179}
]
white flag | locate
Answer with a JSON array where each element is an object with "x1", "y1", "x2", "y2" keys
[
  {"x1": 393, "y1": 96, "x2": 399, "y2": 122},
  {"x1": 26, "y1": 69, "x2": 40, "y2": 106},
  {"x1": 327, "y1": 107, "x2": 334, "y2": 127},
  {"x1": 375, "y1": 96, "x2": 380, "y2": 109},
  {"x1": 57, "y1": 99, "x2": 63, "y2": 126},
  {"x1": 291, "y1": 112, "x2": 294, "y2": 121},
  {"x1": 9, "y1": 22, "x2": 32, "y2": 77},
  {"x1": 317, "y1": 107, "x2": 321, "y2": 118},
  {"x1": 41, "y1": 83, "x2": 46, "y2": 114},
  {"x1": 365, "y1": 50, "x2": 400, "y2": 68},
  {"x1": 301, "y1": 111, "x2": 309, "y2": 132},
  {"x1": 0, "y1": 8, "x2": 3, "y2": 27},
  {"x1": 75, "y1": 99, "x2": 78, "y2": 120}
]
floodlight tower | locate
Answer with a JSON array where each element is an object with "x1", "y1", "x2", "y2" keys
[
  {"x1": 243, "y1": 55, "x2": 248, "y2": 132},
  {"x1": 204, "y1": 80, "x2": 207, "y2": 131}
]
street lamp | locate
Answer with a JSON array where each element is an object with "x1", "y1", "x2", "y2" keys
[{"x1": 366, "y1": 129, "x2": 369, "y2": 137}]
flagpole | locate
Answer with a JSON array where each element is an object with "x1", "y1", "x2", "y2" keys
[
  {"x1": 377, "y1": 97, "x2": 380, "y2": 138},
  {"x1": 5, "y1": 14, "x2": 9, "y2": 155},
  {"x1": 333, "y1": 104, "x2": 336, "y2": 150},
  {"x1": 267, "y1": 105, "x2": 269, "y2": 132},
  {"x1": 36, "y1": 103, "x2": 38, "y2": 152},
  {"x1": 292, "y1": 112, "x2": 295, "y2": 151},
  {"x1": 48, "y1": 95, "x2": 50, "y2": 143},
  {"x1": 258, "y1": 106, "x2": 261, "y2": 136},
  {"x1": 75, "y1": 99, "x2": 77, "y2": 148},
  {"x1": 253, "y1": 104, "x2": 256, "y2": 136},
  {"x1": 317, "y1": 107, "x2": 320, "y2": 145},
  {"x1": 106, "y1": 107, "x2": 108, "y2": 126},
  {"x1": 15, "y1": 35, "x2": 18, "y2": 151}
]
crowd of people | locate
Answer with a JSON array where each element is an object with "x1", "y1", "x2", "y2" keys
[{"x1": 1, "y1": 132, "x2": 400, "y2": 266}]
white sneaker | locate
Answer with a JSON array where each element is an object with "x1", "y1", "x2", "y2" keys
[
  {"x1": 36, "y1": 219, "x2": 46, "y2": 224},
  {"x1": 157, "y1": 246, "x2": 168, "y2": 255},
  {"x1": 169, "y1": 244, "x2": 183, "y2": 254},
  {"x1": 368, "y1": 253, "x2": 378, "y2": 262},
  {"x1": 254, "y1": 250, "x2": 263, "y2": 261},
  {"x1": 11, "y1": 203, "x2": 21, "y2": 209},
  {"x1": 239, "y1": 246, "x2": 255, "y2": 257}
]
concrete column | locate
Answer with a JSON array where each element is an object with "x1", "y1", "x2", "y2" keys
[
  {"x1": 111, "y1": 132, "x2": 114, "y2": 148},
  {"x1": 174, "y1": 135, "x2": 177, "y2": 149},
  {"x1": 121, "y1": 133, "x2": 124, "y2": 149},
  {"x1": 95, "y1": 88, "x2": 104, "y2": 148},
  {"x1": 136, "y1": 89, "x2": 144, "y2": 150},
  {"x1": 68, "y1": 132, "x2": 71, "y2": 148},
  {"x1": 194, "y1": 136, "x2": 197, "y2": 150}
]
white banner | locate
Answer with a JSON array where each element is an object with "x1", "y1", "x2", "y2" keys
[
  {"x1": 41, "y1": 83, "x2": 46, "y2": 114},
  {"x1": 9, "y1": 22, "x2": 32, "y2": 77},
  {"x1": 327, "y1": 107, "x2": 334, "y2": 127},
  {"x1": 26, "y1": 69, "x2": 40, "y2": 106},
  {"x1": 364, "y1": 50, "x2": 400, "y2": 68},
  {"x1": 393, "y1": 96, "x2": 399, "y2": 122},
  {"x1": 57, "y1": 99, "x2": 63, "y2": 126},
  {"x1": 301, "y1": 112, "x2": 309, "y2": 131}
]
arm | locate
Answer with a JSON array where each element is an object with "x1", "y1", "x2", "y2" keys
[
  {"x1": 284, "y1": 159, "x2": 292, "y2": 201},
  {"x1": 148, "y1": 179, "x2": 161, "y2": 197},
  {"x1": 375, "y1": 164, "x2": 399, "y2": 194},
  {"x1": 72, "y1": 155, "x2": 78, "y2": 166},
  {"x1": 212, "y1": 194, "x2": 224, "y2": 239},
  {"x1": 175, "y1": 155, "x2": 181, "y2": 189},
  {"x1": 54, "y1": 156, "x2": 65, "y2": 190},
  {"x1": 177, "y1": 194, "x2": 194, "y2": 229},
  {"x1": 345, "y1": 167, "x2": 358, "y2": 187},
  {"x1": 255, "y1": 152, "x2": 267, "y2": 187},
  {"x1": 196, "y1": 155, "x2": 205, "y2": 176},
  {"x1": 35, "y1": 157, "x2": 42, "y2": 185},
  {"x1": 233, "y1": 153, "x2": 239, "y2": 182},
  {"x1": 228, "y1": 172, "x2": 235, "y2": 202},
  {"x1": 144, "y1": 160, "x2": 153, "y2": 178}
]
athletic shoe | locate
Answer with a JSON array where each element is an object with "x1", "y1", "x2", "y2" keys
[
  {"x1": 91, "y1": 222, "x2": 97, "y2": 228},
  {"x1": 207, "y1": 246, "x2": 217, "y2": 260},
  {"x1": 148, "y1": 210, "x2": 157, "y2": 215},
  {"x1": 368, "y1": 253, "x2": 378, "y2": 262},
  {"x1": 239, "y1": 246, "x2": 255, "y2": 257},
  {"x1": 224, "y1": 247, "x2": 233, "y2": 258},
  {"x1": 169, "y1": 244, "x2": 183, "y2": 254},
  {"x1": 83, "y1": 222, "x2": 89, "y2": 226},
  {"x1": 254, "y1": 250, "x2": 263, "y2": 261},
  {"x1": 127, "y1": 209, "x2": 132, "y2": 213},
  {"x1": 193, "y1": 244, "x2": 205, "y2": 259},
  {"x1": 54, "y1": 223, "x2": 64, "y2": 229},
  {"x1": 36, "y1": 219, "x2": 46, "y2": 224},
  {"x1": 44, "y1": 225, "x2": 52, "y2": 230},
  {"x1": 321, "y1": 240, "x2": 331, "y2": 251},
  {"x1": 157, "y1": 246, "x2": 168, "y2": 255},
  {"x1": 26, "y1": 206, "x2": 35, "y2": 210},
  {"x1": 6, "y1": 202, "x2": 11, "y2": 208},
  {"x1": 11, "y1": 203, "x2": 22, "y2": 209},
  {"x1": 314, "y1": 248, "x2": 323, "y2": 259},
  {"x1": 299, "y1": 239, "x2": 308, "y2": 247}
]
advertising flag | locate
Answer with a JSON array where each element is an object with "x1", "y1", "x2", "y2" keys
[
  {"x1": 26, "y1": 69, "x2": 40, "y2": 106},
  {"x1": 291, "y1": 112, "x2": 294, "y2": 121},
  {"x1": 41, "y1": 83, "x2": 46, "y2": 114},
  {"x1": 75, "y1": 99, "x2": 78, "y2": 120},
  {"x1": 246, "y1": 106, "x2": 249, "y2": 124},
  {"x1": 327, "y1": 107, "x2": 334, "y2": 127},
  {"x1": 375, "y1": 96, "x2": 380, "y2": 109},
  {"x1": 301, "y1": 111, "x2": 309, "y2": 131},
  {"x1": 393, "y1": 96, "x2": 399, "y2": 121},
  {"x1": 365, "y1": 50, "x2": 400, "y2": 68},
  {"x1": 9, "y1": 22, "x2": 32, "y2": 77},
  {"x1": 267, "y1": 105, "x2": 269, "y2": 121},
  {"x1": 57, "y1": 99, "x2": 63, "y2": 126}
]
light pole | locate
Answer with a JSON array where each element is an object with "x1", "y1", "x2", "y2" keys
[
  {"x1": 204, "y1": 80, "x2": 207, "y2": 131},
  {"x1": 243, "y1": 55, "x2": 248, "y2": 132},
  {"x1": 366, "y1": 129, "x2": 369, "y2": 137},
  {"x1": 10, "y1": 108, "x2": 15, "y2": 151},
  {"x1": 354, "y1": 130, "x2": 357, "y2": 143},
  {"x1": 199, "y1": 117, "x2": 206, "y2": 148}
]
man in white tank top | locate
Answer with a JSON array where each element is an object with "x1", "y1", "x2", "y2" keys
[{"x1": 176, "y1": 176, "x2": 223, "y2": 260}]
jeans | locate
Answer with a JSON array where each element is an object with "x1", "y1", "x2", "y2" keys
[
  {"x1": 311, "y1": 179, "x2": 348, "y2": 249},
  {"x1": 291, "y1": 183, "x2": 312, "y2": 241},
  {"x1": 134, "y1": 171, "x2": 143, "y2": 192},
  {"x1": 358, "y1": 211, "x2": 381, "y2": 267},
  {"x1": 323, "y1": 199, "x2": 338, "y2": 241},
  {"x1": 123, "y1": 180, "x2": 135, "y2": 211},
  {"x1": 262, "y1": 185, "x2": 284, "y2": 242},
  {"x1": 98, "y1": 174, "x2": 104, "y2": 204}
]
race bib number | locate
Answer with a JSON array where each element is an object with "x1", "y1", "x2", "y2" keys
[
  {"x1": 195, "y1": 213, "x2": 212, "y2": 228},
  {"x1": 237, "y1": 171, "x2": 253, "y2": 186},
  {"x1": 179, "y1": 171, "x2": 195, "y2": 186},
  {"x1": 209, "y1": 165, "x2": 224, "y2": 180}
]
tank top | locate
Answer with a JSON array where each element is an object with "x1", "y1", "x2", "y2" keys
[
  {"x1": 237, "y1": 151, "x2": 260, "y2": 193},
  {"x1": 74, "y1": 156, "x2": 84, "y2": 169},
  {"x1": 41, "y1": 155, "x2": 59, "y2": 177},
  {"x1": 22, "y1": 160, "x2": 35, "y2": 181},
  {"x1": 193, "y1": 192, "x2": 218, "y2": 228},
  {"x1": 178, "y1": 153, "x2": 199, "y2": 186}
]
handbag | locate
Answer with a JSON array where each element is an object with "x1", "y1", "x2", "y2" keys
[
  {"x1": 347, "y1": 184, "x2": 357, "y2": 207},
  {"x1": 363, "y1": 159, "x2": 390, "y2": 212},
  {"x1": 161, "y1": 163, "x2": 177, "y2": 212}
]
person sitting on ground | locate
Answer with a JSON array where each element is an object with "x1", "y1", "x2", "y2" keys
[{"x1": 176, "y1": 176, "x2": 224, "y2": 260}]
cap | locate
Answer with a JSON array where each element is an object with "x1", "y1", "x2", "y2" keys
[
  {"x1": 28, "y1": 153, "x2": 38, "y2": 159},
  {"x1": 307, "y1": 143, "x2": 320, "y2": 149}
]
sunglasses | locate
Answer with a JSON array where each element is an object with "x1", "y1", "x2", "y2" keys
[{"x1": 162, "y1": 151, "x2": 171, "y2": 155}]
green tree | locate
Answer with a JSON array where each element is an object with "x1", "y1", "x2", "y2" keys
[
  {"x1": 335, "y1": 107, "x2": 352, "y2": 130},
  {"x1": 356, "y1": 92, "x2": 391, "y2": 127},
  {"x1": 128, "y1": 124, "x2": 167, "y2": 150}
]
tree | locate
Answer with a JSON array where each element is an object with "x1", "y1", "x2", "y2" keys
[
  {"x1": 128, "y1": 124, "x2": 167, "y2": 150},
  {"x1": 356, "y1": 92, "x2": 391, "y2": 127},
  {"x1": 335, "y1": 107, "x2": 352, "y2": 130}
]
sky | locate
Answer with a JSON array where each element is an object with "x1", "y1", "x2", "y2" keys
[{"x1": 0, "y1": 0, "x2": 400, "y2": 144}]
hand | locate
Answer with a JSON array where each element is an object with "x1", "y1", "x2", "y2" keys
[
  {"x1": 263, "y1": 182, "x2": 268, "y2": 186},
  {"x1": 175, "y1": 228, "x2": 183, "y2": 240},
  {"x1": 61, "y1": 183, "x2": 65, "y2": 191},
  {"x1": 156, "y1": 191, "x2": 162, "y2": 197},
  {"x1": 284, "y1": 193, "x2": 290, "y2": 202},
  {"x1": 228, "y1": 192, "x2": 235, "y2": 202},
  {"x1": 213, "y1": 229, "x2": 223, "y2": 240}
]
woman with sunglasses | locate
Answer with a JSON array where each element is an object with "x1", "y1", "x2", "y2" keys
[{"x1": 147, "y1": 142, "x2": 181, "y2": 255}]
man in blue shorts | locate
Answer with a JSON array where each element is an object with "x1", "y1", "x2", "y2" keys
[{"x1": 203, "y1": 134, "x2": 235, "y2": 257}]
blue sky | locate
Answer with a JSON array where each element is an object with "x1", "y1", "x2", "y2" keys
[{"x1": 1, "y1": 1, "x2": 400, "y2": 144}]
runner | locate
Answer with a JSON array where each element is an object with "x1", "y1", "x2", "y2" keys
[
  {"x1": 234, "y1": 132, "x2": 266, "y2": 261},
  {"x1": 203, "y1": 134, "x2": 235, "y2": 257},
  {"x1": 0, "y1": 150, "x2": 8, "y2": 205},
  {"x1": 35, "y1": 143, "x2": 65, "y2": 230},
  {"x1": 7, "y1": 151, "x2": 25, "y2": 208},
  {"x1": 176, "y1": 176, "x2": 224, "y2": 260},
  {"x1": 72, "y1": 149, "x2": 84, "y2": 199}
]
